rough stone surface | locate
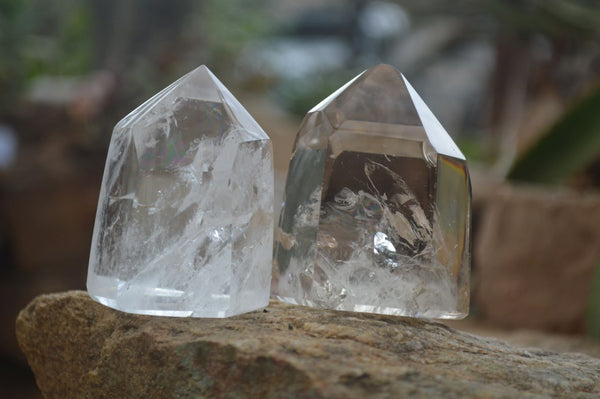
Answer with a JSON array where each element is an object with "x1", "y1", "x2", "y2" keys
[
  {"x1": 445, "y1": 320, "x2": 600, "y2": 359},
  {"x1": 17, "y1": 291, "x2": 600, "y2": 398},
  {"x1": 475, "y1": 185, "x2": 600, "y2": 333}
]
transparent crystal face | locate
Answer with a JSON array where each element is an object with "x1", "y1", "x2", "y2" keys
[
  {"x1": 273, "y1": 65, "x2": 471, "y2": 319},
  {"x1": 88, "y1": 66, "x2": 273, "y2": 317}
]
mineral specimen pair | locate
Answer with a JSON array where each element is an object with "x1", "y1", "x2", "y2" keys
[{"x1": 87, "y1": 65, "x2": 471, "y2": 319}]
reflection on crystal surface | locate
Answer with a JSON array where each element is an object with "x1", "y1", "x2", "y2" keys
[
  {"x1": 87, "y1": 66, "x2": 273, "y2": 318},
  {"x1": 273, "y1": 64, "x2": 471, "y2": 319}
]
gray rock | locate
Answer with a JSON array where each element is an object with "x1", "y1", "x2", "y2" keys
[{"x1": 16, "y1": 291, "x2": 600, "y2": 398}]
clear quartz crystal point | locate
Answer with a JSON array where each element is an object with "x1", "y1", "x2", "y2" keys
[
  {"x1": 272, "y1": 64, "x2": 471, "y2": 319},
  {"x1": 87, "y1": 65, "x2": 274, "y2": 318}
]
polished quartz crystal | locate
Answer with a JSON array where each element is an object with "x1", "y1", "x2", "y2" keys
[
  {"x1": 272, "y1": 64, "x2": 471, "y2": 319},
  {"x1": 87, "y1": 66, "x2": 273, "y2": 317}
]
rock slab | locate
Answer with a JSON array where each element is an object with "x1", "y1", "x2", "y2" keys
[{"x1": 16, "y1": 291, "x2": 600, "y2": 398}]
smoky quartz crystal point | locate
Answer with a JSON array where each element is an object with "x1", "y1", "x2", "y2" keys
[
  {"x1": 87, "y1": 66, "x2": 274, "y2": 318},
  {"x1": 272, "y1": 64, "x2": 471, "y2": 319}
]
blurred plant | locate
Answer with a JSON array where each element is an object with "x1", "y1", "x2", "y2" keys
[
  {"x1": 457, "y1": 137, "x2": 489, "y2": 164},
  {"x1": 0, "y1": 0, "x2": 93, "y2": 111},
  {"x1": 201, "y1": 0, "x2": 272, "y2": 73},
  {"x1": 480, "y1": 0, "x2": 600, "y2": 169},
  {"x1": 507, "y1": 84, "x2": 600, "y2": 186},
  {"x1": 273, "y1": 69, "x2": 359, "y2": 117},
  {"x1": 0, "y1": 0, "x2": 30, "y2": 111},
  {"x1": 116, "y1": 0, "x2": 272, "y2": 104},
  {"x1": 481, "y1": 0, "x2": 600, "y2": 38}
]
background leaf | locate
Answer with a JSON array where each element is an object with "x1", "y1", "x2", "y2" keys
[{"x1": 508, "y1": 84, "x2": 600, "y2": 184}]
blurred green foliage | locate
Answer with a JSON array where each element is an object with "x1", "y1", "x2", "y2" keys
[
  {"x1": 273, "y1": 70, "x2": 360, "y2": 117},
  {"x1": 457, "y1": 137, "x2": 488, "y2": 164},
  {"x1": 0, "y1": 0, "x2": 92, "y2": 110},
  {"x1": 202, "y1": 0, "x2": 271, "y2": 72},
  {"x1": 482, "y1": 0, "x2": 600, "y2": 38},
  {"x1": 508, "y1": 85, "x2": 600, "y2": 185}
]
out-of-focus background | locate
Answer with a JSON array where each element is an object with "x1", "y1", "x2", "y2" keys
[{"x1": 2, "y1": 0, "x2": 600, "y2": 397}]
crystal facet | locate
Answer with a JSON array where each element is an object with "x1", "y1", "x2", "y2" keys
[
  {"x1": 87, "y1": 66, "x2": 274, "y2": 318},
  {"x1": 272, "y1": 64, "x2": 471, "y2": 319}
]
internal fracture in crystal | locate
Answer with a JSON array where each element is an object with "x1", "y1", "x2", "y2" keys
[
  {"x1": 272, "y1": 64, "x2": 471, "y2": 319},
  {"x1": 87, "y1": 66, "x2": 273, "y2": 317}
]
